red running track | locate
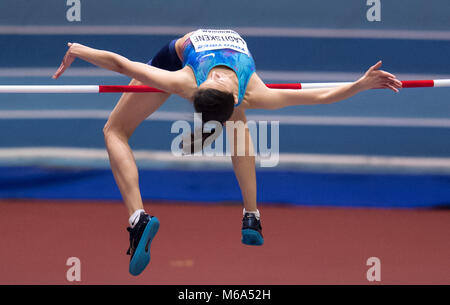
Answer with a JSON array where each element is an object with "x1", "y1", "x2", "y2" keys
[{"x1": 0, "y1": 199, "x2": 448, "y2": 285}]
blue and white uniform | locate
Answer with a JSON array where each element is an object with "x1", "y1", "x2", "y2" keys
[
  {"x1": 148, "y1": 29, "x2": 256, "y2": 106},
  {"x1": 182, "y1": 29, "x2": 256, "y2": 106}
]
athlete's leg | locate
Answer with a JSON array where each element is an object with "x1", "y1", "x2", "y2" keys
[
  {"x1": 226, "y1": 107, "x2": 258, "y2": 212},
  {"x1": 103, "y1": 78, "x2": 170, "y2": 216},
  {"x1": 226, "y1": 107, "x2": 264, "y2": 245},
  {"x1": 109, "y1": 39, "x2": 183, "y2": 275}
]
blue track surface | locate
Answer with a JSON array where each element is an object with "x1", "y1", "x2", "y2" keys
[{"x1": 1, "y1": 166, "x2": 449, "y2": 208}]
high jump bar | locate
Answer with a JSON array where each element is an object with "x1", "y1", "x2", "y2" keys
[{"x1": 0, "y1": 80, "x2": 449, "y2": 93}]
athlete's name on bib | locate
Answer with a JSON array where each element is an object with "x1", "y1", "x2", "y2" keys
[{"x1": 190, "y1": 29, "x2": 249, "y2": 55}]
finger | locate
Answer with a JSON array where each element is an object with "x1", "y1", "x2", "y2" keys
[
  {"x1": 385, "y1": 77, "x2": 402, "y2": 87},
  {"x1": 387, "y1": 76, "x2": 402, "y2": 83},
  {"x1": 386, "y1": 78, "x2": 402, "y2": 87},
  {"x1": 54, "y1": 58, "x2": 66, "y2": 74},
  {"x1": 379, "y1": 70, "x2": 396, "y2": 79},
  {"x1": 369, "y1": 60, "x2": 382, "y2": 71},
  {"x1": 55, "y1": 65, "x2": 68, "y2": 78},
  {"x1": 52, "y1": 66, "x2": 63, "y2": 79},
  {"x1": 53, "y1": 63, "x2": 63, "y2": 76},
  {"x1": 380, "y1": 75, "x2": 401, "y2": 86},
  {"x1": 65, "y1": 55, "x2": 75, "y2": 67},
  {"x1": 393, "y1": 80, "x2": 403, "y2": 88},
  {"x1": 385, "y1": 84, "x2": 399, "y2": 92},
  {"x1": 387, "y1": 77, "x2": 402, "y2": 87},
  {"x1": 381, "y1": 79, "x2": 402, "y2": 89},
  {"x1": 53, "y1": 58, "x2": 71, "y2": 79}
]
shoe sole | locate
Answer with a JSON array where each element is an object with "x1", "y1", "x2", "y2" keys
[
  {"x1": 241, "y1": 229, "x2": 264, "y2": 246},
  {"x1": 129, "y1": 216, "x2": 160, "y2": 276}
]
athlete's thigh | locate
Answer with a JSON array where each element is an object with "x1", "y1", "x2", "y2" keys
[
  {"x1": 106, "y1": 78, "x2": 170, "y2": 138},
  {"x1": 225, "y1": 107, "x2": 255, "y2": 156}
]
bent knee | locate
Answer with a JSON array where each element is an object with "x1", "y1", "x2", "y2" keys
[{"x1": 103, "y1": 120, "x2": 131, "y2": 143}]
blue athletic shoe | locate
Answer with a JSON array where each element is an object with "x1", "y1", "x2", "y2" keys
[
  {"x1": 241, "y1": 213, "x2": 264, "y2": 246},
  {"x1": 126, "y1": 212, "x2": 160, "y2": 276}
]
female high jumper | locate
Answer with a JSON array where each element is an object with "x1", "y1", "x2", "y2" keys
[{"x1": 53, "y1": 29, "x2": 402, "y2": 276}]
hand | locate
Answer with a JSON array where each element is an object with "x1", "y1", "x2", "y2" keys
[
  {"x1": 52, "y1": 42, "x2": 79, "y2": 79},
  {"x1": 357, "y1": 61, "x2": 402, "y2": 92}
]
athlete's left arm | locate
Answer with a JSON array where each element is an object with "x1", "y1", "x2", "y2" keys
[
  {"x1": 53, "y1": 42, "x2": 189, "y2": 95},
  {"x1": 245, "y1": 61, "x2": 402, "y2": 110}
]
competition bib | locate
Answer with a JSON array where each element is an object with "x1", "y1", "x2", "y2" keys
[{"x1": 190, "y1": 29, "x2": 249, "y2": 55}]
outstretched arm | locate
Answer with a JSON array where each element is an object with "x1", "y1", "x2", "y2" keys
[
  {"x1": 247, "y1": 61, "x2": 402, "y2": 110},
  {"x1": 53, "y1": 43, "x2": 188, "y2": 95}
]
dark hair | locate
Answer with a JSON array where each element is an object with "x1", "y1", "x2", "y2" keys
[
  {"x1": 182, "y1": 88, "x2": 235, "y2": 154},
  {"x1": 193, "y1": 88, "x2": 235, "y2": 124}
]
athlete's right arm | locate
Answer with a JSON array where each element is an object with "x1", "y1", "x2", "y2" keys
[
  {"x1": 244, "y1": 61, "x2": 401, "y2": 110},
  {"x1": 52, "y1": 43, "x2": 188, "y2": 95}
]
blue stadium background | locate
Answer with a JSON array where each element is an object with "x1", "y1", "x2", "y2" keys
[{"x1": 0, "y1": 0, "x2": 449, "y2": 207}]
